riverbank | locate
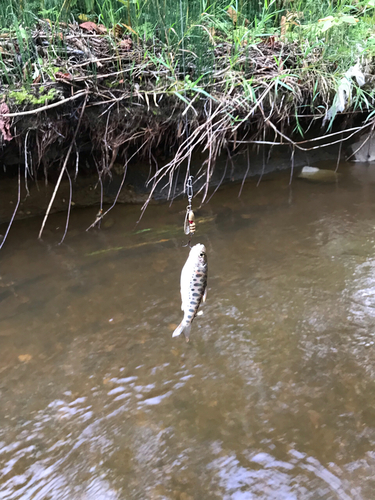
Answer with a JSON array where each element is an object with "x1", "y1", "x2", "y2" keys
[{"x1": 1, "y1": 1, "x2": 375, "y2": 235}]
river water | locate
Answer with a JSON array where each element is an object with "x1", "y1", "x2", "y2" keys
[{"x1": 1, "y1": 162, "x2": 375, "y2": 499}]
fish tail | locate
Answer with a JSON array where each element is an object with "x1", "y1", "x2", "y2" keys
[{"x1": 172, "y1": 322, "x2": 191, "y2": 342}]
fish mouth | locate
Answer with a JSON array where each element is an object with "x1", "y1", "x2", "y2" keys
[{"x1": 190, "y1": 243, "x2": 206, "y2": 257}]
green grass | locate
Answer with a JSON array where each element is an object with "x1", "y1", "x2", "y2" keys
[
  {"x1": 1, "y1": 0, "x2": 375, "y2": 128},
  {"x1": 1, "y1": 0, "x2": 374, "y2": 75},
  {"x1": 0, "y1": 1, "x2": 373, "y2": 62}
]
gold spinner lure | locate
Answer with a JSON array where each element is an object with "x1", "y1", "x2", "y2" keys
[
  {"x1": 183, "y1": 176, "x2": 195, "y2": 237},
  {"x1": 184, "y1": 209, "x2": 195, "y2": 236}
]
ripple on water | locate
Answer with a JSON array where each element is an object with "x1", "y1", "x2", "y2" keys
[{"x1": 2, "y1": 167, "x2": 375, "y2": 498}]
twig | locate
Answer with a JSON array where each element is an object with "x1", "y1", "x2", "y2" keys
[
  {"x1": 0, "y1": 166, "x2": 20, "y2": 251},
  {"x1": 289, "y1": 145, "x2": 295, "y2": 185},
  {"x1": 24, "y1": 129, "x2": 30, "y2": 197},
  {"x1": 257, "y1": 129, "x2": 266, "y2": 187},
  {"x1": 232, "y1": 120, "x2": 374, "y2": 153},
  {"x1": 69, "y1": 54, "x2": 126, "y2": 68},
  {"x1": 335, "y1": 134, "x2": 342, "y2": 172},
  {"x1": 230, "y1": 122, "x2": 374, "y2": 149},
  {"x1": 74, "y1": 142, "x2": 79, "y2": 180},
  {"x1": 72, "y1": 67, "x2": 139, "y2": 82},
  {"x1": 86, "y1": 158, "x2": 128, "y2": 231},
  {"x1": 233, "y1": 81, "x2": 275, "y2": 132},
  {"x1": 239, "y1": 145, "x2": 250, "y2": 197},
  {"x1": 1, "y1": 91, "x2": 88, "y2": 117},
  {"x1": 58, "y1": 169, "x2": 72, "y2": 245},
  {"x1": 38, "y1": 93, "x2": 88, "y2": 239},
  {"x1": 207, "y1": 155, "x2": 228, "y2": 203}
]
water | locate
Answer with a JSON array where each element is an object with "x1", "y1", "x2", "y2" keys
[{"x1": 1, "y1": 163, "x2": 375, "y2": 499}]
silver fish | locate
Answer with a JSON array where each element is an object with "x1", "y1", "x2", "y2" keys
[{"x1": 172, "y1": 243, "x2": 207, "y2": 342}]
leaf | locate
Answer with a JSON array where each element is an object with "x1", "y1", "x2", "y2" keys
[
  {"x1": 97, "y1": 24, "x2": 108, "y2": 34},
  {"x1": 32, "y1": 65, "x2": 39, "y2": 80},
  {"x1": 274, "y1": 79, "x2": 295, "y2": 92},
  {"x1": 341, "y1": 15, "x2": 358, "y2": 24},
  {"x1": 55, "y1": 72, "x2": 72, "y2": 80},
  {"x1": 114, "y1": 24, "x2": 124, "y2": 38},
  {"x1": 318, "y1": 16, "x2": 334, "y2": 23},
  {"x1": 18, "y1": 354, "x2": 32, "y2": 363},
  {"x1": 280, "y1": 15, "x2": 286, "y2": 39},
  {"x1": 79, "y1": 21, "x2": 100, "y2": 33},
  {"x1": 122, "y1": 24, "x2": 139, "y2": 36},
  {"x1": 119, "y1": 38, "x2": 132, "y2": 51},
  {"x1": 191, "y1": 87, "x2": 218, "y2": 102},
  {"x1": 173, "y1": 91, "x2": 191, "y2": 106},
  {"x1": 320, "y1": 19, "x2": 334, "y2": 32},
  {"x1": 227, "y1": 7, "x2": 237, "y2": 24}
]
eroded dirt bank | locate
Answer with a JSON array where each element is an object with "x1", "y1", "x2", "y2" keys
[
  {"x1": 0, "y1": 124, "x2": 362, "y2": 227},
  {"x1": 1, "y1": 19, "x2": 374, "y2": 229}
]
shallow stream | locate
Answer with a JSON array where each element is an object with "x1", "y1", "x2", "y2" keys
[{"x1": 1, "y1": 162, "x2": 375, "y2": 499}]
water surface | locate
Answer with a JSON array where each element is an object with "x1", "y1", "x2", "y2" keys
[{"x1": 1, "y1": 163, "x2": 375, "y2": 499}]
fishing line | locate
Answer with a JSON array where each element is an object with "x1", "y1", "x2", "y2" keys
[{"x1": 178, "y1": 0, "x2": 195, "y2": 247}]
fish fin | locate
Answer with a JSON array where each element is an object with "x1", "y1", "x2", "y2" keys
[
  {"x1": 172, "y1": 322, "x2": 184, "y2": 338},
  {"x1": 172, "y1": 322, "x2": 191, "y2": 340},
  {"x1": 203, "y1": 287, "x2": 207, "y2": 303},
  {"x1": 183, "y1": 324, "x2": 191, "y2": 342}
]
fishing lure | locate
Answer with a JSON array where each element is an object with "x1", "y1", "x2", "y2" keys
[
  {"x1": 184, "y1": 209, "x2": 195, "y2": 236},
  {"x1": 183, "y1": 176, "x2": 195, "y2": 238}
]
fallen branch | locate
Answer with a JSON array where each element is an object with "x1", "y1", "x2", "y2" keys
[{"x1": 1, "y1": 90, "x2": 89, "y2": 118}]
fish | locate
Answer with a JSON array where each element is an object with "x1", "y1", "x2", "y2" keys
[{"x1": 172, "y1": 243, "x2": 208, "y2": 342}]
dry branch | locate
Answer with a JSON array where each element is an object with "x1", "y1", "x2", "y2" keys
[{"x1": 2, "y1": 91, "x2": 89, "y2": 117}]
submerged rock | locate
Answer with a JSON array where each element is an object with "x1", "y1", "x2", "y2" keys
[{"x1": 298, "y1": 166, "x2": 338, "y2": 182}]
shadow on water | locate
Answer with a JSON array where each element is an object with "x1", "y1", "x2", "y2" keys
[{"x1": 1, "y1": 163, "x2": 375, "y2": 499}]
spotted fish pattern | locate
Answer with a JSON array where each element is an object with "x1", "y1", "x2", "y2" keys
[{"x1": 172, "y1": 244, "x2": 208, "y2": 342}]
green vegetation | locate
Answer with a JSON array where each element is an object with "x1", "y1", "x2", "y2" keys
[
  {"x1": 1, "y1": 0, "x2": 375, "y2": 217},
  {"x1": 8, "y1": 86, "x2": 59, "y2": 105},
  {"x1": 1, "y1": 1, "x2": 375, "y2": 116}
]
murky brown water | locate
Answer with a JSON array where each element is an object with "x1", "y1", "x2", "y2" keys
[{"x1": 1, "y1": 162, "x2": 375, "y2": 499}]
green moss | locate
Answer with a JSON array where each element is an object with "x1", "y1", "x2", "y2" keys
[{"x1": 8, "y1": 87, "x2": 58, "y2": 106}]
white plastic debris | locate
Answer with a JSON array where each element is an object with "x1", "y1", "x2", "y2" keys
[{"x1": 324, "y1": 62, "x2": 365, "y2": 124}]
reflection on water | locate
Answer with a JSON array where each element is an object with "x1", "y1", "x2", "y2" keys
[{"x1": 1, "y1": 163, "x2": 375, "y2": 499}]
